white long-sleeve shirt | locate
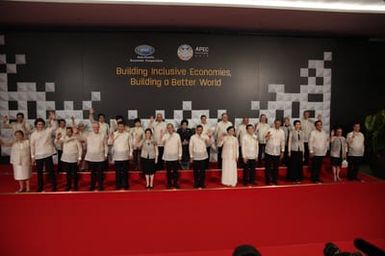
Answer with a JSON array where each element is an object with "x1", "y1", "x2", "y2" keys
[
  {"x1": 30, "y1": 122, "x2": 57, "y2": 160},
  {"x1": 189, "y1": 134, "x2": 210, "y2": 160},
  {"x1": 346, "y1": 132, "x2": 365, "y2": 157},
  {"x1": 55, "y1": 127, "x2": 66, "y2": 150},
  {"x1": 11, "y1": 139, "x2": 31, "y2": 166},
  {"x1": 237, "y1": 123, "x2": 250, "y2": 146},
  {"x1": 140, "y1": 139, "x2": 158, "y2": 159},
  {"x1": 85, "y1": 132, "x2": 108, "y2": 162},
  {"x1": 309, "y1": 129, "x2": 329, "y2": 156},
  {"x1": 301, "y1": 118, "x2": 314, "y2": 143},
  {"x1": 241, "y1": 133, "x2": 258, "y2": 160},
  {"x1": 109, "y1": 131, "x2": 133, "y2": 161},
  {"x1": 150, "y1": 121, "x2": 167, "y2": 146},
  {"x1": 288, "y1": 130, "x2": 305, "y2": 152},
  {"x1": 59, "y1": 136, "x2": 82, "y2": 163},
  {"x1": 130, "y1": 127, "x2": 144, "y2": 149},
  {"x1": 162, "y1": 132, "x2": 182, "y2": 161},
  {"x1": 255, "y1": 122, "x2": 270, "y2": 144},
  {"x1": 215, "y1": 121, "x2": 233, "y2": 145},
  {"x1": 265, "y1": 128, "x2": 285, "y2": 156},
  {"x1": 220, "y1": 135, "x2": 239, "y2": 160}
]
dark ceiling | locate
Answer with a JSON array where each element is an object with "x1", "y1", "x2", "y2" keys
[{"x1": 1, "y1": 1, "x2": 385, "y2": 37}]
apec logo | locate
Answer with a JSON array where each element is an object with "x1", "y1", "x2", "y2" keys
[{"x1": 135, "y1": 45, "x2": 155, "y2": 57}]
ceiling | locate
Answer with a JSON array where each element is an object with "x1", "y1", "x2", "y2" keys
[{"x1": 0, "y1": 0, "x2": 385, "y2": 37}]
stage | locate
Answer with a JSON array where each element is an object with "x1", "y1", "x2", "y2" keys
[{"x1": 0, "y1": 164, "x2": 384, "y2": 256}]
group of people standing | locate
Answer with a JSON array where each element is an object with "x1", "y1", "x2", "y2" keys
[{"x1": 0, "y1": 109, "x2": 365, "y2": 192}]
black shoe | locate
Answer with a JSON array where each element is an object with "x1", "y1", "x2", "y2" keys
[
  {"x1": 150, "y1": 185, "x2": 154, "y2": 189},
  {"x1": 89, "y1": 187, "x2": 95, "y2": 191},
  {"x1": 317, "y1": 179, "x2": 323, "y2": 183},
  {"x1": 251, "y1": 182, "x2": 257, "y2": 186},
  {"x1": 174, "y1": 184, "x2": 180, "y2": 189},
  {"x1": 167, "y1": 184, "x2": 172, "y2": 189}
]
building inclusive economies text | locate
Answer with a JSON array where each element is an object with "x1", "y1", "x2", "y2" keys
[{"x1": 115, "y1": 66, "x2": 232, "y2": 88}]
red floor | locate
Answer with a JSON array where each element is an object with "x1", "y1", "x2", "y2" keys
[{"x1": 0, "y1": 163, "x2": 384, "y2": 256}]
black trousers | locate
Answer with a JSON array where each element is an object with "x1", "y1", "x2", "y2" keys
[
  {"x1": 115, "y1": 160, "x2": 129, "y2": 189},
  {"x1": 88, "y1": 161, "x2": 105, "y2": 190},
  {"x1": 64, "y1": 162, "x2": 78, "y2": 191},
  {"x1": 283, "y1": 146, "x2": 289, "y2": 166},
  {"x1": 311, "y1": 156, "x2": 324, "y2": 182},
  {"x1": 166, "y1": 160, "x2": 179, "y2": 187},
  {"x1": 217, "y1": 146, "x2": 223, "y2": 169},
  {"x1": 287, "y1": 151, "x2": 304, "y2": 181},
  {"x1": 156, "y1": 146, "x2": 164, "y2": 170},
  {"x1": 36, "y1": 156, "x2": 56, "y2": 192},
  {"x1": 243, "y1": 159, "x2": 256, "y2": 184},
  {"x1": 258, "y1": 143, "x2": 266, "y2": 166},
  {"x1": 57, "y1": 150, "x2": 63, "y2": 172},
  {"x1": 265, "y1": 153, "x2": 280, "y2": 184},
  {"x1": 304, "y1": 143, "x2": 310, "y2": 165},
  {"x1": 133, "y1": 149, "x2": 141, "y2": 171},
  {"x1": 206, "y1": 147, "x2": 211, "y2": 167},
  {"x1": 193, "y1": 159, "x2": 207, "y2": 188},
  {"x1": 347, "y1": 156, "x2": 363, "y2": 180}
]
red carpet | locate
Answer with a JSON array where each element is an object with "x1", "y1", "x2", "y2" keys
[{"x1": 0, "y1": 163, "x2": 384, "y2": 256}]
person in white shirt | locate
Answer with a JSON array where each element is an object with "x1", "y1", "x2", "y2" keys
[
  {"x1": 264, "y1": 119, "x2": 285, "y2": 185},
  {"x1": 89, "y1": 107, "x2": 110, "y2": 136},
  {"x1": 309, "y1": 120, "x2": 329, "y2": 183},
  {"x1": 281, "y1": 117, "x2": 291, "y2": 166},
  {"x1": 330, "y1": 127, "x2": 348, "y2": 182},
  {"x1": 149, "y1": 113, "x2": 167, "y2": 170},
  {"x1": 255, "y1": 114, "x2": 270, "y2": 165},
  {"x1": 0, "y1": 130, "x2": 32, "y2": 192},
  {"x1": 189, "y1": 125, "x2": 210, "y2": 188},
  {"x1": 30, "y1": 112, "x2": 57, "y2": 192},
  {"x1": 131, "y1": 118, "x2": 144, "y2": 171},
  {"x1": 346, "y1": 122, "x2": 365, "y2": 181},
  {"x1": 73, "y1": 121, "x2": 88, "y2": 171},
  {"x1": 85, "y1": 122, "x2": 108, "y2": 191},
  {"x1": 301, "y1": 111, "x2": 314, "y2": 165},
  {"x1": 177, "y1": 119, "x2": 193, "y2": 169},
  {"x1": 200, "y1": 114, "x2": 213, "y2": 166},
  {"x1": 162, "y1": 123, "x2": 182, "y2": 189},
  {"x1": 287, "y1": 120, "x2": 305, "y2": 182},
  {"x1": 219, "y1": 126, "x2": 239, "y2": 187},
  {"x1": 241, "y1": 124, "x2": 258, "y2": 186},
  {"x1": 55, "y1": 119, "x2": 66, "y2": 172},
  {"x1": 56, "y1": 127, "x2": 82, "y2": 191},
  {"x1": 2, "y1": 112, "x2": 32, "y2": 138},
  {"x1": 139, "y1": 128, "x2": 158, "y2": 189},
  {"x1": 215, "y1": 113, "x2": 233, "y2": 169},
  {"x1": 237, "y1": 117, "x2": 251, "y2": 166},
  {"x1": 108, "y1": 121, "x2": 133, "y2": 190}
]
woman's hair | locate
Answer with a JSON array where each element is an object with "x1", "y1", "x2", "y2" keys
[
  {"x1": 144, "y1": 128, "x2": 153, "y2": 135},
  {"x1": 14, "y1": 130, "x2": 24, "y2": 137},
  {"x1": 34, "y1": 118, "x2": 45, "y2": 127},
  {"x1": 227, "y1": 126, "x2": 235, "y2": 132}
]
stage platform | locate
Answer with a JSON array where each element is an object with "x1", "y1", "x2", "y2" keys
[{"x1": 0, "y1": 164, "x2": 384, "y2": 256}]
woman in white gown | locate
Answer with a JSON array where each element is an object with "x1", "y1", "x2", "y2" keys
[
  {"x1": 219, "y1": 126, "x2": 239, "y2": 186},
  {"x1": 0, "y1": 130, "x2": 32, "y2": 192}
]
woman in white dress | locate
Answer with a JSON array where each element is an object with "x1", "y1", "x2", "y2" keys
[
  {"x1": 219, "y1": 126, "x2": 239, "y2": 187},
  {"x1": 0, "y1": 130, "x2": 32, "y2": 192}
]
